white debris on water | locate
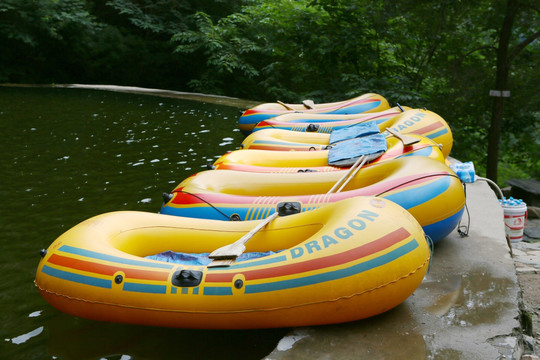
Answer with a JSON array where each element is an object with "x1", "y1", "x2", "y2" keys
[
  {"x1": 9, "y1": 326, "x2": 44, "y2": 344},
  {"x1": 28, "y1": 311, "x2": 42, "y2": 318}
]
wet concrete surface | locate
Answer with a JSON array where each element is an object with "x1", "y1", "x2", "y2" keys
[
  {"x1": 265, "y1": 181, "x2": 527, "y2": 359},
  {"x1": 512, "y1": 217, "x2": 540, "y2": 359}
]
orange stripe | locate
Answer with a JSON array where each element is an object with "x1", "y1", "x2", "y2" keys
[
  {"x1": 48, "y1": 254, "x2": 169, "y2": 281},
  {"x1": 415, "y1": 121, "x2": 443, "y2": 134},
  {"x1": 206, "y1": 227, "x2": 411, "y2": 283}
]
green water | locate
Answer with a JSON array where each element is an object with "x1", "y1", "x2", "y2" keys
[{"x1": 0, "y1": 87, "x2": 287, "y2": 359}]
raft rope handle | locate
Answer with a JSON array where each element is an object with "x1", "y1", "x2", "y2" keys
[
  {"x1": 373, "y1": 173, "x2": 462, "y2": 197},
  {"x1": 373, "y1": 173, "x2": 470, "y2": 238},
  {"x1": 426, "y1": 234, "x2": 434, "y2": 273},
  {"x1": 180, "y1": 172, "x2": 468, "y2": 226},
  {"x1": 457, "y1": 183, "x2": 470, "y2": 237},
  {"x1": 456, "y1": 176, "x2": 504, "y2": 238},
  {"x1": 177, "y1": 190, "x2": 234, "y2": 221}
]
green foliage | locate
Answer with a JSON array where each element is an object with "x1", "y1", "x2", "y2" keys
[
  {"x1": 0, "y1": 0, "x2": 538, "y2": 182},
  {"x1": 0, "y1": 0, "x2": 99, "y2": 82}
]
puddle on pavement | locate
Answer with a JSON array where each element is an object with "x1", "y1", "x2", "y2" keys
[
  {"x1": 267, "y1": 267, "x2": 516, "y2": 359},
  {"x1": 420, "y1": 268, "x2": 515, "y2": 326}
]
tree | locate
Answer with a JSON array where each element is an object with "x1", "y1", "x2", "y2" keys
[
  {"x1": 0, "y1": 0, "x2": 99, "y2": 82},
  {"x1": 486, "y1": 0, "x2": 540, "y2": 182}
]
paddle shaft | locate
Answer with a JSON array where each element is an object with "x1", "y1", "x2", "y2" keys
[
  {"x1": 327, "y1": 155, "x2": 366, "y2": 194},
  {"x1": 210, "y1": 211, "x2": 279, "y2": 260},
  {"x1": 335, "y1": 156, "x2": 368, "y2": 193},
  {"x1": 277, "y1": 100, "x2": 294, "y2": 110},
  {"x1": 209, "y1": 151, "x2": 369, "y2": 266}
]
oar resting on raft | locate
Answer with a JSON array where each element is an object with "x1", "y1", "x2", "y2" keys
[
  {"x1": 207, "y1": 150, "x2": 383, "y2": 267},
  {"x1": 385, "y1": 127, "x2": 420, "y2": 146}
]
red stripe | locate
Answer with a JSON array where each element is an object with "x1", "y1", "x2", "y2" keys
[
  {"x1": 414, "y1": 121, "x2": 444, "y2": 134},
  {"x1": 171, "y1": 172, "x2": 446, "y2": 207},
  {"x1": 206, "y1": 227, "x2": 411, "y2": 283},
  {"x1": 47, "y1": 254, "x2": 169, "y2": 281},
  {"x1": 264, "y1": 111, "x2": 399, "y2": 128}
]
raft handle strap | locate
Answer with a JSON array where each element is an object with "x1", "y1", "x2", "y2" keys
[
  {"x1": 456, "y1": 183, "x2": 470, "y2": 237},
  {"x1": 177, "y1": 190, "x2": 234, "y2": 221},
  {"x1": 426, "y1": 235, "x2": 434, "y2": 273},
  {"x1": 374, "y1": 173, "x2": 461, "y2": 197}
]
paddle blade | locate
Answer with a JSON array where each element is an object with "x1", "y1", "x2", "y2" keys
[
  {"x1": 209, "y1": 243, "x2": 246, "y2": 260},
  {"x1": 385, "y1": 128, "x2": 420, "y2": 146}
]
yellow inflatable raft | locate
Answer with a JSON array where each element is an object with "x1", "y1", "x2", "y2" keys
[
  {"x1": 35, "y1": 197, "x2": 430, "y2": 329},
  {"x1": 161, "y1": 156, "x2": 465, "y2": 243},
  {"x1": 213, "y1": 134, "x2": 444, "y2": 172},
  {"x1": 260, "y1": 105, "x2": 410, "y2": 126},
  {"x1": 238, "y1": 93, "x2": 390, "y2": 134},
  {"x1": 251, "y1": 108, "x2": 453, "y2": 157}
]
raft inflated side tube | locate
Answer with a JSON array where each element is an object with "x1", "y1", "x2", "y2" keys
[
  {"x1": 250, "y1": 108, "x2": 453, "y2": 157},
  {"x1": 213, "y1": 134, "x2": 444, "y2": 172},
  {"x1": 35, "y1": 196, "x2": 430, "y2": 329},
  {"x1": 259, "y1": 105, "x2": 410, "y2": 125},
  {"x1": 238, "y1": 93, "x2": 390, "y2": 134},
  {"x1": 161, "y1": 156, "x2": 465, "y2": 243}
]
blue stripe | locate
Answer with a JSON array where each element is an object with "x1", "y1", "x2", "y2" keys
[
  {"x1": 422, "y1": 207, "x2": 464, "y2": 243},
  {"x1": 160, "y1": 205, "x2": 248, "y2": 221},
  {"x1": 382, "y1": 176, "x2": 451, "y2": 210},
  {"x1": 401, "y1": 147, "x2": 434, "y2": 158},
  {"x1": 239, "y1": 113, "x2": 274, "y2": 126},
  {"x1": 244, "y1": 239, "x2": 419, "y2": 294},
  {"x1": 123, "y1": 282, "x2": 167, "y2": 294},
  {"x1": 239, "y1": 101, "x2": 381, "y2": 128},
  {"x1": 41, "y1": 265, "x2": 112, "y2": 288},
  {"x1": 426, "y1": 128, "x2": 448, "y2": 139},
  {"x1": 287, "y1": 118, "x2": 347, "y2": 124},
  {"x1": 332, "y1": 101, "x2": 381, "y2": 114},
  {"x1": 59, "y1": 245, "x2": 174, "y2": 270},
  {"x1": 204, "y1": 287, "x2": 233, "y2": 295}
]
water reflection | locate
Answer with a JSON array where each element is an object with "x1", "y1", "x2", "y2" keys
[
  {"x1": 0, "y1": 87, "x2": 246, "y2": 359},
  {"x1": 420, "y1": 269, "x2": 514, "y2": 327},
  {"x1": 46, "y1": 314, "x2": 286, "y2": 360},
  {"x1": 441, "y1": 270, "x2": 514, "y2": 327}
]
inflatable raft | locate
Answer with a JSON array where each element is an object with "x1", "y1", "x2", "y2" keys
[
  {"x1": 161, "y1": 156, "x2": 465, "y2": 243},
  {"x1": 213, "y1": 134, "x2": 444, "y2": 172},
  {"x1": 251, "y1": 109, "x2": 453, "y2": 157},
  {"x1": 239, "y1": 93, "x2": 390, "y2": 134},
  {"x1": 35, "y1": 197, "x2": 430, "y2": 329}
]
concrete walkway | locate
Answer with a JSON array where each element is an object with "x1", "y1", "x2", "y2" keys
[
  {"x1": 513, "y1": 217, "x2": 540, "y2": 360},
  {"x1": 265, "y1": 181, "x2": 531, "y2": 359}
]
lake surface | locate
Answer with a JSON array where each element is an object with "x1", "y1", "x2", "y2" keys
[{"x1": 0, "y1": 86, "x2": 288, "y2": 359}]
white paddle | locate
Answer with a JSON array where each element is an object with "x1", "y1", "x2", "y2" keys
[
  {"x1": 385, "y1": 127, "x2": 420, "y2": 146},
  {"x1": 208, "y1": 155, "x2": 369, "y2": 267}
]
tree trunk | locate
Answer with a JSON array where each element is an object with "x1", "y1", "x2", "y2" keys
[{"x1": 486, "y1": 0, "x2": 518, "y2": 183}]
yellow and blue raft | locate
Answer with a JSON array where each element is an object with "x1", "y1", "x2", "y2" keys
[
  {"x1": 35, "y1": 196, "x2": 430, "y2": 329},
  {"x1": 161, "y1": 156, "x2": 465, "y2": 243}
]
